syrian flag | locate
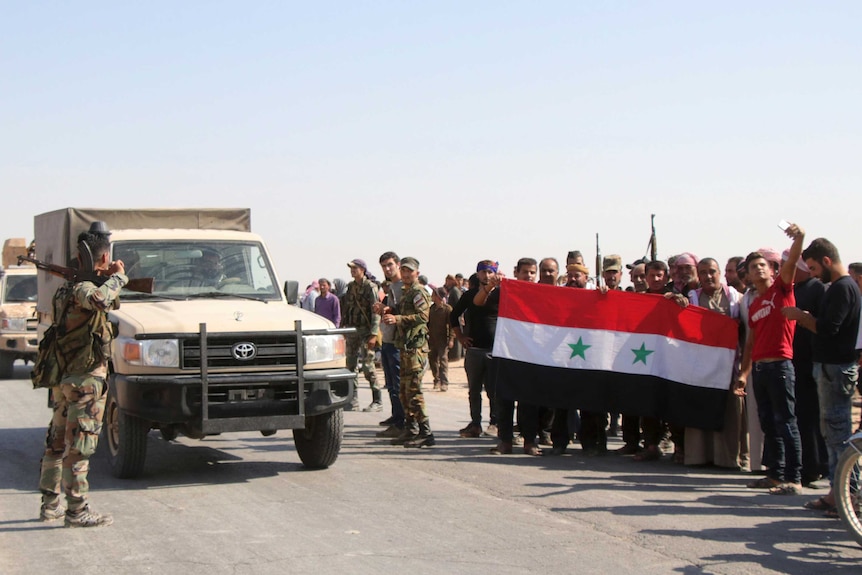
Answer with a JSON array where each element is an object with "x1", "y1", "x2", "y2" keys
[{"x1": 492, "y1": 280, "x2": 739, "y2": 430}]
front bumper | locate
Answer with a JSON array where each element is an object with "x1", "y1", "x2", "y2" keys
[{"x1": 110, "y1": 368, "x2": 355, "y2": 431}]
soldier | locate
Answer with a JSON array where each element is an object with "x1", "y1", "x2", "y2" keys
[
  {"x1": 341, "y1": 258, "x2": 382, "y2": 411},
  {"x1": 39, "y1": 223, "x2": 127, "y2": 527},
  {"x1": 381, "y1": 257, "x2": 435, "y2": 448}
]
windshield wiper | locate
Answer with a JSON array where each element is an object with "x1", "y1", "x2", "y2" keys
[{"x1": 185, "y1": 291, "x2": 269, "y2": 302}]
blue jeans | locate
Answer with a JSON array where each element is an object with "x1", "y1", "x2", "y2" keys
[
  {"x1": 380, "y1": 343, "x2": 404, "y2": 427},
  {"x1": 753, "y1": 360, "x2": 802, "y2": 484},
  {"x1": 813, "y1": 361, "x2": 858, "y2": 486}
]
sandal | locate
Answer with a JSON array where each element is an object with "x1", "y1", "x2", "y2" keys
[
  {"x1": 768, "y1": 482, "x2": 802, "y2": 495},
  {"x1": 804, "y1": 496, "x2": 833, "y2": 511},
  {"x1": 489, "y1": 442, "x2": 513, "y2": 455},
  {"x1": 823, "y1": 507, "x2": 840, "y2": 519},
  {"x1": 523, "y1": 443, "x2": 542, "y2": 456},
  {"x1": 747, "y1": 476, "x2": 781, "y2": 489}
]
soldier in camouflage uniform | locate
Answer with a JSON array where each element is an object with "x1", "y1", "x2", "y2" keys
[
  {"x1": 341, "y1": 258, "x2": 382, "y2": 411},
  {"x1": 381, "y1": 257, "x2": 434, "y2": 448},
  {"x1": 39, "y1": 224, "x2": 127, "y2": 527}
]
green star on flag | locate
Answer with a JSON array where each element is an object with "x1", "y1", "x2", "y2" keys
[
  {"x1": 568, "y1": 337, "x2": 591, "y2": 360},
  {"x1": 632, "y1": 342, "x2": 654, "y2": 365}
]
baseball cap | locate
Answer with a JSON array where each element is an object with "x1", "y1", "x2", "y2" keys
[{"x1": 626, "y1": 257, "x2": 649, "y2": 270}]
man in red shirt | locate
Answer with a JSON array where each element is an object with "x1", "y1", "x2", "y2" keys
[{"x1": 737, "y1": 222, "x2": 806, "y2": 495}]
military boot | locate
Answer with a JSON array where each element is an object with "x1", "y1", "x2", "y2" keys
[
  {"x1": 65, "y1": 505, "x2": 113, "y2": 528},
  {"x1": 390, "y1": 421, "x2": 419, "y2": 446},
  {"x1": 404, "y1": 420, "x2": 435, "y2": 448}
]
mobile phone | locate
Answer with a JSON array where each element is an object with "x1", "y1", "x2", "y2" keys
[{"x1": 777, "y1": 219, "x2": 791, "y2": 232}]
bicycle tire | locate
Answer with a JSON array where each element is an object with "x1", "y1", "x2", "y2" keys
[{"x1": 834, "y1": 436, "x2": 862, "y2": 548}]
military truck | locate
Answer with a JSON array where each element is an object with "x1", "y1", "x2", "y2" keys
[
  {"x1": 0, "y1": 238, "x2": 38, "y2": 378},
  {"x1": 34, "y1": 208, "x2": 355, "y2": 478}
]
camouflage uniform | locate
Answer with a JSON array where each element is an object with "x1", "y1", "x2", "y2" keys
[
  {"x1": 394, "y1": 279, "x2": 432, "y2": 445},
  {"x1": 341, "y1": 276, "x2": 381, "y2": 406},
  {"x1": 39, "y1": 272, "x2": 126, "y2": 519}
]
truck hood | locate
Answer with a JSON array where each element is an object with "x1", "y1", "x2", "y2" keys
[{"x1": 111, "y1": 300, "x2": 335, "y2": 336}]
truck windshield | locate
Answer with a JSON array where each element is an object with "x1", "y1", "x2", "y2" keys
[
  {"x1": 3, "y1": 274, "x2": 38, "y2": 302},
  {"x1": 113, "y1": 241, "x2": 281, "y2": 300}
]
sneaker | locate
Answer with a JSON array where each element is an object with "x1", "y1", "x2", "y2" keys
[
  {"x1": 440, "y1": 383, "x2": 448, "y2": 392},
  {"x1": 538, "y1": 432, "x2": 553, "y2": 446},
  {"x1": 482, "y1": 424, "x2": 498, "y2": 438},
  {"x1": 376, "y1": 425, "x2": 404, "y2": 438},
  {"x1": 40, "y1": 503, "x2": 65, "y2": 522},
  {"x1": 362, "y1": 402, "x2": 383, "y2": 412},
  {"x1": 378, "y1": 416, "x2": 395, "y2": 427},
  {"x1": 512, "y1": 435, "x2": 525, "y2": 447},
  {"x1": 459, "y1": 424, "x2": 482, "y2": 438},
  {"x1": 64, "y1": 506, "x2": 113, "y2": 528},
  {"x1": 404, "y1": 433, "x2": 436, "y2": 448}
]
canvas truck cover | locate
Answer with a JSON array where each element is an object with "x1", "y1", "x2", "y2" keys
[{"x1": 34, "y1": 208, "x2": 251, "y2": 315}]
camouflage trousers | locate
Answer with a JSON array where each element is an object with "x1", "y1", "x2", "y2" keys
[
  {"x1": 345, "y1": 332, "x2": 380, "y2": 391},
  {"x1": 39, "y1": 375, "x2": 107, "y2": 512},
  {"x1": 399, "y1": 348, "x2": 429, "y2": 425}
]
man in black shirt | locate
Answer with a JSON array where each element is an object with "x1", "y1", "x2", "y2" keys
[
  {"x1": 784, "y1": 251, "x2": 829, "y2": 486},
  {"x1": 783, "y1": 236, "x2": 861, "y2": 513},
  {"x1": 451, "y1": 260, "x2": 501, "y2": 439}
]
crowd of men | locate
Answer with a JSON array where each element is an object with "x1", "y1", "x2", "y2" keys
[{"x1": 305, "y1": 226, "x2": 861, "y2": 517}]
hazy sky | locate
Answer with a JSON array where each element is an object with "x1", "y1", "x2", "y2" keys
[{"x1": 2, "y1": 2, "x2": 860, "y2": 288}]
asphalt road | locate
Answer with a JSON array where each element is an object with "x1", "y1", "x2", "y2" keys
[{"x1": 1, "y1": 360, "x2": 861, "y2": 575}]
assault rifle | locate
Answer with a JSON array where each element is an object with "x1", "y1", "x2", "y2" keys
[
  {"x1": 595, "y1": 233, "x2": 602, "y2": 289},
  {"x1": 17, "y1": 255, "x2": 155, "y2": 294}
]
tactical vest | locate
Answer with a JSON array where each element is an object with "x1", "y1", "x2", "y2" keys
[
  {"x1": 396, "y1": 285, "x2": 430, "y2": 351},
  {"x1": 52, "y1": 282, "x2": 112, "y2": 377},
  {"x1": 343, "y1": 279, "x2": 378, "y2": 330}
]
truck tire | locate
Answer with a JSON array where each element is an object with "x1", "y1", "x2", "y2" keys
[
  {"x1": 104, "y1": 390, "x2": 150, "y2": 479},
  {"x1": 293, "y1": 409, "x2": 343, "y2": 469},
  {"x1": 0, "y1": 352, "x2": 15, "y2": 379}
]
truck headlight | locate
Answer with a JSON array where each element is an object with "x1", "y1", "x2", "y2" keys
[
  {"x1": 1, "y1": 318, "x2": 27, "y2": 332},
  {"x1": 121, "y1": 338, "x2": 180, "y2": 367},
  {"x1": 304, "y1": 334, "x2": 346, "y2": 364}
]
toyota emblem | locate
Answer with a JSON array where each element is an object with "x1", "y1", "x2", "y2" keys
[{"x1": 232, "y1": 342, "x2": 257, "y2": 361}]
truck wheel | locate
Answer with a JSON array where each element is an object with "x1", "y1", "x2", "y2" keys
[
  {"x1": 0, "y1": 352, "x2": 15, "y2": 379},
  {"x1": 104, "y1": 391, "x2": 150, "y2": 479},
  {"x1": 293, "y1": 410, "x2": 343, "y2": 469}
]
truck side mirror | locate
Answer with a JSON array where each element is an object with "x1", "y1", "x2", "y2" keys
[{"x1": 283, "y1": 280, "x2": 299, "y2": 305}]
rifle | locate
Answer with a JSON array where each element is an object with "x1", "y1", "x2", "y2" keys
[
  {"x1": 595, "y1": 233, "x2": 602, "y2": 289},
  {"x1": 17, "y1": 255, "x2": 155, "y2": 294},
  {"x1": 649, "y1": 214, "x2": 658, "y2": 262}
]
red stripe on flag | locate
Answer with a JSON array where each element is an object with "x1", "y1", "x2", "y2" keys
[{"x1": 498, "y1": 280, "x2": 738, "y2": 350}]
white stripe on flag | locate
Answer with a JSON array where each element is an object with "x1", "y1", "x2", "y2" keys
[{"x1": 492, "y1": 317, "x2": 734, "y2": 391}]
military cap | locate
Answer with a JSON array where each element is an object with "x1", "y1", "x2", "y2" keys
[
  {"x1": 400, "y1": 257, "x2": 420, "y2": 271},
  {"x1": 602, "y1": 254, "x2": 622, "y2": 272}
]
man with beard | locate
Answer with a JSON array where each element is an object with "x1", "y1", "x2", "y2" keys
[
  {"x1": 684, "y1": 258, "x2": 747, "y2": 469},
  {"x1": 548, "y1": 263, "x2": 590, "y2": 455},
  {"x1": 780, "y1": 250, "x2": 828, "y2": 486},
  {"x1": 784, "y1": 236, "x2": 861, "y2": 512}
]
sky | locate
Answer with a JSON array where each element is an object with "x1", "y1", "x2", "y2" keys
[{"x1": 2, "y1": 2, "x2": 860, "y2": 289}]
